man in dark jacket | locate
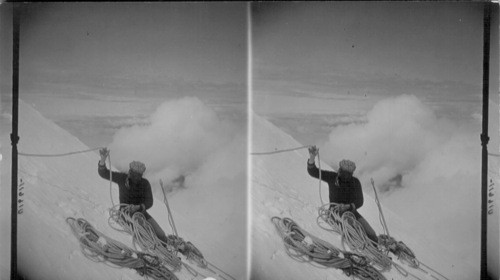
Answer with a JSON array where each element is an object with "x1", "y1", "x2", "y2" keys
[
  {"x1": 98, "y1": 148, "x2": 169, "y2": 244},
  {"x1": 307, "y1": 145, "x2": 378, "y2": 243}
]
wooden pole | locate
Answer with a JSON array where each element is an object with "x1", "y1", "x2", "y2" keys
[
  {"x1": 10, "y1": 4, "x2": 20, "y2": 280},
  {"x1": 480, "y1": 3, "x2": 491, "y2": 279}
]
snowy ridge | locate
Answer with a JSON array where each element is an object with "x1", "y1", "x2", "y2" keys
[
  {"x1": 9, "y1": 100, "x2": 139, "y2": 280},
  {"x1": 250, "y1": 113, "x2": 477, "y2": 280},
  {"x1": 0, "y1": 100, "x2": 243, "y2": 280}
]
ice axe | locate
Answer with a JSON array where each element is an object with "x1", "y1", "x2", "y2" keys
[
  {"x1": 160, "y1": 179, "x2": 179, "y2": 237},
  {"x1": 371, "y1": 178, "x2": 390, "y2": 237}
]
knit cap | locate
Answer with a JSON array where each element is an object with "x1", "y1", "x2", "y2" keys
[
  {"x1": 129, "y1": 161, "x2": 146, "y2": 175},
  {"x1": 339, "y1": 159, "x2": 356, "y2": 173}
]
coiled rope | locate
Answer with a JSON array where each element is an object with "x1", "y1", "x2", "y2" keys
[
  {"x1": 271, "y1": 216, "x2": 386, "y2": 280},
  {"x1": 108, "y1": 204, "x2": 185, "y2": 271},
  {"x1": 317, "y1": 204, "x2": 444, "y2": 280},
  {"x1": 18, "y1": 146, "x2": 235, "y2": 279},
  {"x1": 317, "y1": 204, "x2": 395, "y2": 272},
  {"x1": 160, "y1": 180, "x2": 179, "y2": 237},
  {"x1": 66, "y1": 217, "x2": 178, "y2": 280},
  {"x1": 254, "y1": 144, "x2": 447, "y2": 279},
  {"x1": 108, "y1": 204, "x2": 236, "y2": 280}
]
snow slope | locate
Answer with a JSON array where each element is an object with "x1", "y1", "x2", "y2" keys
[
  {"x1": 250, "y1": 113, "x2": 478, "y2": 280},
  {"x1": 0, "y1": 100, "x2": 245, "y2": 280}
]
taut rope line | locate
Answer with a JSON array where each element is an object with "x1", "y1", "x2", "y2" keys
[
  {"x1": 18, "y1": 145, "x2": 118, "y2": 209},
  {"x1": 251, "y1": 144, "x2": 326, "y2": 205},
  {"x1": 18, "y1": 147, "x2": 105, "y2": 157},
  {"x1": 250, "y1": 145, "x2": 312, "y2": 155}
]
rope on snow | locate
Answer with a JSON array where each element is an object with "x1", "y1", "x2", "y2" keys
[
  {"x1": 255, "y1": 144, "x2": 448, "y2": 279},
  {"x1": 317, "y1": 204, "x2": 450, "y2": 280},
  {"x1": 66, "y1": 217, "x2": 178, "y2": 280},
  {"x1": 271, "y1": 216, "x2": 386, "y2": 280},
  {"x1": 108, "y1": 204, "x2": 236, "y2": 280},
  {"x1": 108, "y1": 204, "x2": 188, "y2": 272},
  {"x1": 317, "y1": 203, "x2": 395, "y2": 273},
  {"x1": 22, "y1": 146, "x2": 233, "y2": 280}
]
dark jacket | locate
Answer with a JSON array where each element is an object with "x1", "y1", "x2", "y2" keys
[
  {"x1": 307, "y1": 160, "x2": 364, "y2": 218},
  {"x1": 98, "y1": 162, "x2": 153, "y2": 219}
]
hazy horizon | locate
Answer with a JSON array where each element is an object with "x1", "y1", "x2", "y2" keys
[
  {"x1": 1, "y1": 3, "x2": 247, "y2": 148},
  {"x1": 252, "y1": 2, "x2": 492, "y2": 147}
]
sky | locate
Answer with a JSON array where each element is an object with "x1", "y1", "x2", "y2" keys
[
  {"x1": 253, "y1": 2, "x2": 483, "y2": 85},
  {"x1": 1, "y1": 2, "x2": 247, "y2": 148},
  {"x1": 252, "y1": 2, "x2": 489, "y2": 145},
  {"x1": 0, "y1": 2, "x2": 493, "y2": 146},
  {"x1": 4, "y1": 2, "x2": 246, "y2": 89}
]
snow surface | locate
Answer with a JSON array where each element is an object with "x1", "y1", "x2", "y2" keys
[
  {"x1": 250, "y1": 113, "x2": 478, "y2": 280},
  {"x1": 0, "y1": 100, "x2": 494, "y2": 280},
  {"x1": 0, "y1": 100, "x2": 245, "y2": 280}
]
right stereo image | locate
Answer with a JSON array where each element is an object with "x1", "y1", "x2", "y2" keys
[{"x1": 250, "y1": 2, "x2": 499, "y2": 280}]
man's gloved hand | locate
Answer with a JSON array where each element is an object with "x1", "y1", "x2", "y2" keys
[
  {"x1": 308, "y1": 145, "x2": 318, "y2": 163},
  {"x1": 99, "y1": 148, "x2": 109, "y2": 163},
  {"x1": 338, "y1": 204, "x2": 351, "y2": 213},
  {"x1": 308, "y1": 145, "x2": 318, "y2": 157},
  {"x1": 130, "y1": 204, "x2": 144, "y2": 214}
]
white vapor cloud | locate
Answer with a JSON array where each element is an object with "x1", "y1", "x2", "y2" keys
[
  {"x1": 321, "y1": 94, "x2": 478, "y2": 192},
  {"x1": 109, "y1": 97, "x2": 245, "y2": 190},
  {"x1": 320, "y1": 94, "x2": 481, "y2": 263}
]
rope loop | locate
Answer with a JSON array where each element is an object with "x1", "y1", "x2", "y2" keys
[
  {"x1": 108, "y1": 204, "x2": 183, "y2": 271},
  {"x1": 254, "y1": 144, "x2": 447, "y2": 279},
  {"x1": 318, "y1": 204, "x2": 393, "y2": 271},
  {"x1": 66, "y1": 217, "x2": 179, "y2": 280},
  {"x1": 24, "y1": 146, "x2": 235, "y2": 279},
  {"x1": 272, "y1": 216, "x2": 387, "y2": 280}
]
